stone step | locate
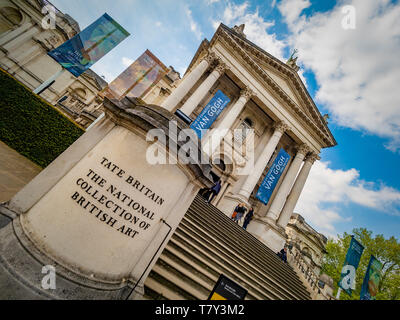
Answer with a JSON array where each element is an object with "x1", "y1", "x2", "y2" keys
[
  {"x1": 178, "y1": 216, "x2": 307, "y2": 299},
  {"x1": 187, "y1": 198, "x2": 308, "y2": 294},
  {"x1": 145, "y1": 195, "x2": 311, "y2": 300},
  {"x1": 171, "y1": 226, "x2": 275, "y2": 299}
]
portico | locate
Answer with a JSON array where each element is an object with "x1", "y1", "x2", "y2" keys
[{"x1": 157, "y1": 23, "x2": 337, "y2": 251}]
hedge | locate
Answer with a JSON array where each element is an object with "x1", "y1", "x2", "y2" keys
[{"x1": 0, "y1": 68, "x2": 85, "y2": 168}]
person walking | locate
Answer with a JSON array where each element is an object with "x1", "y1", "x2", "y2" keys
[
  {"x1": 233, "y1": 203, "x2": 247, "y2": 224},
  {"x1": 242, "y1": 207, "x2": 254, "y2": 230},
  {"x1": 206, "y1": 179, "x2": 222, "y2": 204}
]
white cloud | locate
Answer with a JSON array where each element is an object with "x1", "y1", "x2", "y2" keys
[
  {"x1": 185, "y1": 7, "x2": 203, "y2": 40},
  {"x1": 279, "y1": 0, "x2": 400, "y2": 152},
  {"x1": 155, "y1": 21, "x2": 162, "y2": 27},
  {"x1": 212, "y1": 2, "x2": 286, "y2": 60},
  {"x1": 278, "y1": 0, "x2": 310, "y2": 32},
  {"x1": 295, "y1": 161, "x2": 400, "y2": 238},
  {"x1": 122, "y1": 57, "x2": 134, "y2": 68}
]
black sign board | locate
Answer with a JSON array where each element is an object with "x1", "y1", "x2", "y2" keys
[{"x1": 208, "y1": 274, "x2": 248, "y2": 300}]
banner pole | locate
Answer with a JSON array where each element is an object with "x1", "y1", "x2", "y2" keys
[
  {"x1": 33, "y1": 68, "x2": 66, "y2": 95},
  {"x1": 336, "y1": 287, "x2": 342, "y2": 300}
]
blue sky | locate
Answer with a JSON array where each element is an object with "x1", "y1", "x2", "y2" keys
[{"x1": 51, "y1": 0, "x2": 400, "y2": 239}]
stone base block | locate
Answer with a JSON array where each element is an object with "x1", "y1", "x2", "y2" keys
[
  {"x1": 0, "y1": 217, "x2": 134, "y2": 300},
  {"x1": 216, "y1": 194, "x2": 250, "y2": 218},
  {"x1": 246, "y1": 217, "x2": 287, "y2": 252}
]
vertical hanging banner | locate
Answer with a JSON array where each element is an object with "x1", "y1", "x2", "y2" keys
[
  {"x1": 338, "y1": 236, "x2": 364, "y2": 296},
  {"x1": 190, "y1": 90, "x2": 230, "y2": 139},
  {"x1": 256, "y1": 148, "x2": 291, "y2": 205},
  {"x1": 48, "y1": 13, "x2": 130, "y2": 77},
  {"x1": 360, "y1": 255, "x2": 383, "y2": 300},
  {"x1": 100, "y1": 49, "x2": 169, "y2": 100}
]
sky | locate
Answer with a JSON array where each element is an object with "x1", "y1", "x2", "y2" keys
[{"x1": 50, "y1": 0, "x2": 400, "y2": 240}]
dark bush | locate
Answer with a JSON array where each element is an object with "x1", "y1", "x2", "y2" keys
[{"x1": 0, "y1": 68, "x2": 84, "y2": 168}]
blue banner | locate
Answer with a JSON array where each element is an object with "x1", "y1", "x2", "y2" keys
[
  {"x1": 256, "y1": 148, "x2": 291, "y2": 205},
  {"x1": 360, "y1": 255, "x2": 382, "y2": 300},
  {"x1": 190, "y1": 90, "x2": 230, "y2": 139},
  {"x1": 338, "y1": 237, "x2": 364, "y2": 296},
  {"x1": 48, "y1": 13, "x2": 129, "y2": 77}
]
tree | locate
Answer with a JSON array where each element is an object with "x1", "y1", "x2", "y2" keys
[{"x1": 321, "y1": 228, "x2": 400, "y2": 300}]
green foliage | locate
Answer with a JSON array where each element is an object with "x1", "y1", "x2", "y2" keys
[
  {"x1": 0, "y1": 69, "x2": 84, "y2": 168},
  {"x1": 322, "y1": 228, "x2": 400, "y2": 300}
]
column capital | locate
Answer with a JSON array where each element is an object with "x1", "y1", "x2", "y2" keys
[
  {"x1": 240, "y1": 87, "x2": 255, "y2": 101},
  {"x1": 204, "y1": 50, "x2": 218, "y2": 64},
  {"x1": 296, "y1": 143, "x2": 311, "y2": 156},
  {"x1": 305, "y1": 152, "x2": 320, "y2": 164},
  {"x1": 215, "y1": 61, "x2": 229, "y2": 74},
  {"x1": 274, "y1": 121, "x2": 290, "y2": 134}
]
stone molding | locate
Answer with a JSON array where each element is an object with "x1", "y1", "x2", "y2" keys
[{"x1": 213, "y1": 27, "x2": 336, "y2": 148}]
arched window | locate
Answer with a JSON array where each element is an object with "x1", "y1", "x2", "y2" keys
[
  {"x1": 73, "y1": 88, "x2": 87, "y2": 100},
  {"x1": 0, "y1": 7, "x2": 23, "y2": 34},
  {"x1": 213, "y1": 158, "x2": 226, "y2": 172}
]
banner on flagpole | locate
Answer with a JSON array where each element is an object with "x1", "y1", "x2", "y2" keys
[
  {"x1": 48, "y1": 13, "x2": 130, "y2": 77},
  {"x1": 100, "y1": 49, "x2": 169, "y2": 100},
  {"x1": 360, "y1": 255, "x2": 383, "y2": 300},
  {"x1": 338, "y1": 236, "x2": 364, "y2": 296}
]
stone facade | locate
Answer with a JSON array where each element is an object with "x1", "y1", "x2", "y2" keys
[
  {"x1": 0, "y1": 0, "x2": 108, "y2": 127},
  {"x1": 155, "y1": 23, "x2": 337, "y2": 252},
  {"x1": 285, "y1": 213, "x2": 335, "y2": 300}
]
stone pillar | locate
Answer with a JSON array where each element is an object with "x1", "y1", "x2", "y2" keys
[
  {"x1": 277, "y1": 153, "x2": 319, "y2": 228},
  {"x1": 238, "y1": 121, "x2": 289, "y2": 200},
  {"x1": 0, "y1": 98, "x2": 214, "y2": 300},
  {"x1": 179, "y1": 61, "x2": 228, "y2": 117},
  {"x1": 161, "y1": 52, "x2": 216, "y2": 112},
  {"x1": 266, "y1": 144, "x2": 310, "y2": 221},
  {"x1": 206, "y1": 87, "x2": 254, "y2": 153}
]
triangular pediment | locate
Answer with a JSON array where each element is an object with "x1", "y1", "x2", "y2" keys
[
  {"x1": 249, "y1": 54, "x2": 314, "y2": 119},
  {"x1": 213, "y1": 24, "x2": 337, "y2": 148}
]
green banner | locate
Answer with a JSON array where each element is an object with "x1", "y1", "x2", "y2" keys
[
  {"x1": 338, "y1": 236, "x2": 364, "y2": 296},
  {"x1": 360, "y1": 255, "x2": 383, "y2": 300}
]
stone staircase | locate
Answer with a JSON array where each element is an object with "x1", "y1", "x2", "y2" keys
[{"x1": 143, "y1": 195, "x2": 311, "y2": 300}]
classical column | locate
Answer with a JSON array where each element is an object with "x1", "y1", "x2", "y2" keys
[
  {"x1": 277, "y1": 153, "x2": 319, "y2": 228},
  {"x1": 179, "y1": 61, "x2": 228, "y2": 117},
  {"x1": 207, "y1": 87, "x2": 254, "y2": 152},
  {"x1": 266, "y1": 144, "x2": 310, "y2": 221},
  {"x1": 238, "y1": 121, "x2": 289, "y2": 200},
  {"x1": 161, "y1": 52, "x2": 217, "y2": 112}
]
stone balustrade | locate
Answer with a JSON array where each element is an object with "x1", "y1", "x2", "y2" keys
[{"x1": 287, "y1": 250, "x2": 335, "y2": 300}]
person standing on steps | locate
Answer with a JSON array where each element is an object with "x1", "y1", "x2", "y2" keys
[
  {"x1": 206, "y1": 179, "x2": 222, "y2": 204},
  {"x1": 233, "y1": 203, "x2": 247, "y2": 224},
  {"x1": 277, "y1": 247, "x2": 287, "y2": 263},
  {"x1": 242, "y1": 207, "x2": 254, "y2": 230}
]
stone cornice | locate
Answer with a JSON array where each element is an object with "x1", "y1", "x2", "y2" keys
[{"x1": 211, "y1": 25, "x2": 337, "y2": 148}]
